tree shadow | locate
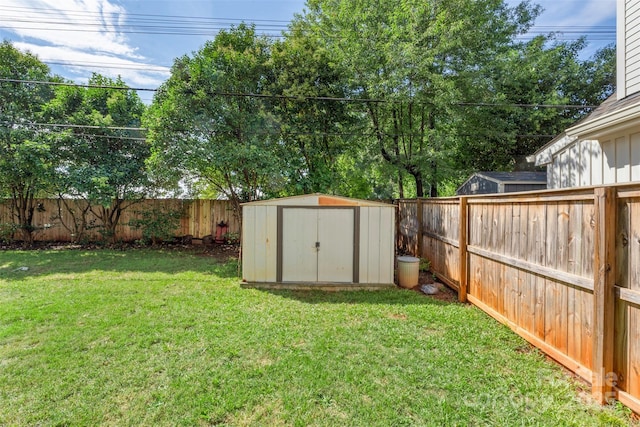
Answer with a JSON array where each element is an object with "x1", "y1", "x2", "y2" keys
[
  {"x1": 254, "y1": 285, "x2": 459, "y2": 306},
  {"x1": 0, "y1": 248, "x2": 240, "y2": 281}
]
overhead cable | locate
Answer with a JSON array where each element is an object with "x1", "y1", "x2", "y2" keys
[{"x1": 0, "y1": 78, "x2": 600, "y2": 109}]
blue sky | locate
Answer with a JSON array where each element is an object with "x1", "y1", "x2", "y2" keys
[{"x1": 0, "y1": 0, "x2": 616, "y2": 104}]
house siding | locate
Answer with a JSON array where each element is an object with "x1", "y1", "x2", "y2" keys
[
  {"x1": 619, "y1": 0, "x2": 640, "y2": 98},
  {"x1": 546, "y1": 129, "x2": 640, "y2": 189}
]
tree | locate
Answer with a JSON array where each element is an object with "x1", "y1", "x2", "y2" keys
[
  {"x1": 44, "y1": 74, "x2": 149, "y2": 243},
  {"x1": 453, "y1": 38, "x2": 616, "y2": 175},
  {"x1": 297, "y1": 0, "x2": 540, "y2": 197},
  {"x1": 270, "y1": 21, "x2": 360, "y2": 195},
  {"x1": 0, "y1": 41, "x2": 55, "y2": 246},
  {"x1": 145, "y1": 24, "x2": 284, "y2": 218}
]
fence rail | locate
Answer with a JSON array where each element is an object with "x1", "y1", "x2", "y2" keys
[
  {"x1": 397, "y1": 183, "x2": 640, "y2": 414},
  {"x1": 0, "y1": 199, "x2": 239, "y2": 243}
]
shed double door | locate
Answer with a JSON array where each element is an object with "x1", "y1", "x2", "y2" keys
[{"x1": 281, "y1": 208, "x2": 355, "y2": 283}]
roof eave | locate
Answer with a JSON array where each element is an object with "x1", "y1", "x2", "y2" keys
[
  {"x1": 532, "y1": 133, "x2": 577, "y2": 166},
  {"x1": 566, "y1": 102, "x2": 640, "y2": 139}
]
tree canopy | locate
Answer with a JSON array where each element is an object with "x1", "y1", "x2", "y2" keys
[{"x1": 0, "y1": 0, "x2": 618, "y2": 242}]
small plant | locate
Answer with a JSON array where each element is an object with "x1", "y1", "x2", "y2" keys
[
  {"x1": 419, "y1": 257, "x2": 431, "y2": 272},
  {"x1": 0, "y1": 223, "x2": 17, "y2": 244},
  {"x1": 222, "y1": 231, "x2": 240, "y2": 244},
  {"x1": 128, "y1": 207, "x2": 182, "y2": 245}
]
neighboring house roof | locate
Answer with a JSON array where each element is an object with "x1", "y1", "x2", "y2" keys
[
  {"x1": 531, "y1": 91, "x2": 640, "y2": 165},
  {"x1": 456, "y1": 171, "x2": 547, "y2": 195},
  {"x1": 468, "y1": 171, "x2": 547, "y2": 184}
]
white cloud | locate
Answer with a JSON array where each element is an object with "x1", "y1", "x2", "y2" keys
[
  {"x1": 532, "y1": 0, "x2": 616, "y2": 28},
  {"x1": 1, "y1": 0, "x2": 142, "y2": 57},
  {"x1": 0, "y1": 0, "x2": 172, "y2": 91},
  {"x1": 13, "y1": 41, "x2": 170, "y2": 88}
]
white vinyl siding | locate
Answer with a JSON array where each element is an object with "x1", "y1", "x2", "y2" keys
[
  {"x1": 631, "y1": 132, "x2": 640, "y2": 180},
  {"x1": 620, "y1": 0, "x2": 640, "y2": 96},
  {"x1": 546, "y1": 129, "x2": 640, "y2": 189}
]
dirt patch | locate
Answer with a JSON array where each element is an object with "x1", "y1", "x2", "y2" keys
[{"x1": 405, "y1": 270, "x2": 459, "y2": 303}]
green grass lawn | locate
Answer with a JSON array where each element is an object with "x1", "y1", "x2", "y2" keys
[{"x1": 0, "y1": 249, "x2": 636, "y2": 426}]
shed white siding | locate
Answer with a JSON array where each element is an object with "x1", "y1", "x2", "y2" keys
[
  {"x1": 242, "y1": 205, "x2": 278, "y2": 283},
  {"x1": 241, "y1": 194, "x2": 395, "y2": 287},
  {"x1": 358, "y1": 206, "x2": 395, "y2": 285}
]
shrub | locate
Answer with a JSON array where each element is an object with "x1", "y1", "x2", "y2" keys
[{"x1": 128, "y1": 207, "x2": 182, "y2": 245}]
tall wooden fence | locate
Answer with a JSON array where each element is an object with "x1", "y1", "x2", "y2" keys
[
  {"x1": 0, "y1": 199, "x2": 239, "y2": 242},
  {"x1": 397, "y1": 183, "x2": 640, "y2": 414}
]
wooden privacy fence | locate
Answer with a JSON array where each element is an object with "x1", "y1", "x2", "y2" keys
[
  {"x1": 0, "y1": 199, "x2": 239, "y2": 242},
  {"x1": 397, "y1": 183, "x2": 640, "y2": 413}
]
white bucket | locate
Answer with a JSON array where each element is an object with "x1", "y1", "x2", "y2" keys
[{"x1": 397, "y1": 256, "x2": 420, "y2": 288}]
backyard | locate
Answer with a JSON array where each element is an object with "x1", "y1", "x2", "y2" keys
[{"x1": 0, "y1": 249, "x2": 636, "y2": 426}]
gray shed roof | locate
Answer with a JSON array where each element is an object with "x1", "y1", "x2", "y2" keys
[{"x1": 471, "y1": 171, "x2": 547, "y2": 184}]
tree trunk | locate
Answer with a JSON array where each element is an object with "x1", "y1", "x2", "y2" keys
[{"x1": 429, "y1": 160, "x2": 438, "y2": 197}]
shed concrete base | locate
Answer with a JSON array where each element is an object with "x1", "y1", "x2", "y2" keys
[{"x1": 240, "y1": 282, "x2": 398, "y2": 291}]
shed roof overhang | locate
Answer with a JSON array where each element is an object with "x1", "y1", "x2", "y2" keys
[{"x1": 241, "y1": 193, "x2": 394, "y2": 208}]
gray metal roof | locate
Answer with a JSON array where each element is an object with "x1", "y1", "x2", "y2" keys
[{"x1": 474, "y1": 171, "x2": 547, "y2": 183}]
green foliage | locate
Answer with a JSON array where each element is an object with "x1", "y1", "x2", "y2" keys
[
  {"x1": 0, "y1": 41, "x2": 56, "y2": 246},
  {"x1": 419, "y1": 257, "x2": 431, "y2": 272},
  {"x1": 0, "y1": 223, "x2": 17, "y2": 243},
  {"x1": 44, "y1": 73, "x2": 150, "y2": 242},
  {"x1": 145, "y1": 24, "x2": 284, "y2": 215},
  {"x1": 297, "y1": 0, "x2": 543, "y2": 196},
  {"x1": 128, "y1": 206, "x2": 182, "y2": 245}
]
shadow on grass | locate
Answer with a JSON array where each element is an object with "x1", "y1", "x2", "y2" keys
[
  {"x1": 257, "y1": 287, "x2": 459, "y2": 306},
  {"x1": 0, "y1": 248, "x2": 240, "y2": 281}
]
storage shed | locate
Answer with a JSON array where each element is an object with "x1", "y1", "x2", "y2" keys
[
  {"x1": 241, "y1": 194, "x2": 396, "y2": 289},
  {"x1": 456, "y1": 171, "x2": 547, "y2": 195}
]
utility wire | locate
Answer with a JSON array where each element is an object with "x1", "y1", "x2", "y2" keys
[
  {"x1": 0, "y1": 78, "x2": 156, "y2": 92},
  {"x1": 0, "y1": 78, "x2": 600, "y2": 109},
  {"x1": 0, "y1": 5, "x2": 615, "y2": 41},
  {"x1": 1, "y1": 121, "x2": 146, "y2": 132}
]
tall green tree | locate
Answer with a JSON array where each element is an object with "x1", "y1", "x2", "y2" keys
[
  {"x1": 270, "y1": 21, "x2": 359, "y2": 195},
  {"x1": 44, "y1": 74, "x2": 148, "y2": 242},
  {"x1": 453, "y1": 39, "x2": 616, "y2": 175},
  {"x1": 297, "y1": 0, "x2": 539, "y2": 197},
  {"x1": 145, "y1": 24, "x2": 284, "y2": 217},
  {"x1": 0, "y1": 41, "x2": 55, "y2": 246}
]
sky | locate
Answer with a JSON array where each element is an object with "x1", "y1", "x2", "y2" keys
[{"x1": 0, "y1": 0, "x2": 616, "y2": 104}]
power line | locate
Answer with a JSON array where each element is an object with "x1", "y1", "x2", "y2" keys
[
  {"x1": 0, "y1": 78, "x2": 600, "y2": 109},
  {"x1": 0, "y1": 78, "x2": 156, "y2": 92},
  {"x1": 0, "y1": 5, "x2": 293, "y2": 24},
  {"x1": 44, "y1": 60, "x2": 170, "y2": 72},
  {"x1": 0, "y1": 4, "x2": 616, "y2": 41},
  {"x1": 1, "y1": 121, "x2": 146, "y2": 132}
]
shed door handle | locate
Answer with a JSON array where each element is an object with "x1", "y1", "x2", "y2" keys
[{"x1": 315, "y1": 241, "x2": 320, "y2": 250}]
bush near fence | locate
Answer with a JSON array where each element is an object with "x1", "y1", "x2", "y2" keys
[
  {"x1": 397, "y1": 183, "x2": 640, "y2": 415},
  {"x1": 0, "y1": 199, "x2": 239, "y2": 243}
]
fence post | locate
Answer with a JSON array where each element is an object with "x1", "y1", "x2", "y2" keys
[
  {"x1": 459, "y1": 196, "x2": 468, "y2": 303},
  {"x1": 592, "y1": 186, "x2": 616, "y2": 404},
  {"x1": 416, "y1": 198, "x2": 423, "y2": 258}
]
